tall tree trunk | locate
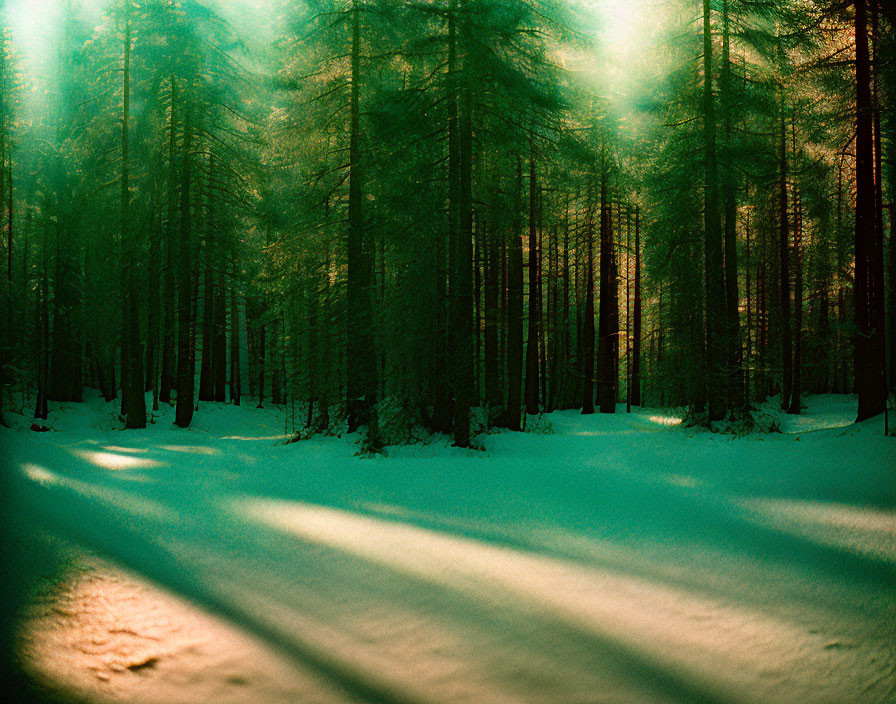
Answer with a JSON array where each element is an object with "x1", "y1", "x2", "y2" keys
[
  {"x1": 433, "y1": 211, "x2": 451, "y2": 431},
  {"x1": 50, "y1": 221, "x2": 80, "y2": 403},
  {"x1": 121, "y1": 3, "x2": 145, "y2": 429},
  {"x1": 271, "y1": 317, "x2": 282, "y2": 405},
  {"x1": 779, "y1": 97, "x2": 792, "y2": 411},
  {"x1": 506, "y1": 157, "x2": 524, "y2": 430},
  {"x1": 788, "y1": 190, "x2": 802, "y2": 414},
  {"x1": 625, "y1": 207, "x2": 631, "y2": 413},
  {"x1": 445, "y1": 2, "x2": 461, "y2": 438},
  {"x1": 146, "y1": 212, "x2": 160, "y2": 397},
  {"x1": 34, "y1": 223, "x2": 49, "y2": 421},
  {"x1": 610, "y1": 203, "x2": 620, "y2": 406},
  {"x1": 230, "y1": 255, "x2": 241, "y2": 405},
  {"x1": 213, "y1": 266, "x2": 227, "y2": 402},
  {"x1": 560, "y1": 195, "x2": 572, "y2": 408},
  {"x1": 744, "y1": 206, "x2": 752, "y2": 406},
  {"x1": 722, "y1": 0, "x2": 741, "y2": 411},
  {"x1": 598, "y1": 172, "x2": 615, "y2": 413},
  {"x1": 1, "y1": 100, "x2": 9, "y2": 425},
  {"x1": 546, "y1": 223, "x2": 555, "y2": 411},
  {"x1": 257, "y1": 315, "x2": 266, "y2": 408},
  {"x1": 346, "y1": 1, "x2": 377, "y2": 435},
  {"x1": 703, "y1": 0, "x2": 727, "y2": 421},
  {"x1": 453, "y1": 6, "x2": 473, "y2": 447},
  {"x1": 159, "y1": 78, "x2": 178, "y2": 405},
  {"x1": 872, "y1": 3, "x2": 893, "y2": 397},
  {"x1": 632, "y1": 206, "x2": 642, "y2": 406},
  {"x1": 854, "y1": 0, "x2": 887, "y2": 421},
  {"x1": 889, "y1": 127, "x2": 896, "y2": 393},
  {"x1": 199, "y1": 154, "x2": 215, "y2": 402},
  {"x1": 175, "y1": 102, "x2": 195, "y2": 428},
  {"x1": 146, "y1": 210, "x2": 161, "y2": 412},
  {"x1": 524, "y1": 143, "x2": 540, "y2": 416},
  {"x1": 484, "y1": 218, "x2": 500, "y2": 415},
  {"x1": 583, "y1": 190, "x2": 596, "y2": 415}
]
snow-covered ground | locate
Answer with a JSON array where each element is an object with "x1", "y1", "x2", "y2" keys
[{"x1": 1, "y1": 392, "x2": 894, "y2": 704}]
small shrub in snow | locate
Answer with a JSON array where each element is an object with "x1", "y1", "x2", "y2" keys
[
  {"x1": 683, "y1": 408, "x2": 709, "y2": 429},
  {"x1": 524, "y1": 414, "x2": 554, "y2": 435}
]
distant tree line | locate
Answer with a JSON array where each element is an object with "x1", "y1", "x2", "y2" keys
[{"x1": 0, "y1": 0, "x2": 893, "y2": 444}]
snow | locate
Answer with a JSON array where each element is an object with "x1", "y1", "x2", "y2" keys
[{"x1": 1, "y1": 391, "x2": 894, "y2": 704}]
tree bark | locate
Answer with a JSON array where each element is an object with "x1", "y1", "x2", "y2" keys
[
  {"x1": 524, "y1": 143, "x2": 540, "y2": 416},
  {"x1": 506, "y1": 157, "x2": 524, "y2": 430},
  {"x1": 175, "y1": 101, "x2": 195, "y2": 428},
  {"x1": 854, "y1": 0, "x2": 887, "y2": 420},
  {"x1": 703, "y1": 0, "x2": 727, "y2": 420},
  {"x1": 583, "y1": 189, "x2": 596, "y2": 415},
  {"x1": 779, "y1": 97, "x2": 792, "y2": 411},
  {"x1": 452, "y1": 4, "x2": 473, "y2": 447},
  {"x1": 788, "y1": 190, "x2": 802, "y2": 414},
  {"x1": 722, "y1": 0, "x2": 742, "y2": 410},
  {"x1": 230, "y1": 255, "x2": 241, "y2": 405},
  {"x1": 159, "y1": 78, "x2": 177, "y2": 405},
  {"x1": 346, "y1": 0, "x2": 377, "y2": 434},
  {"x1": 598, "y1": 173, "x2": 615, "y2": 414},
  {"x1": 121, "y1": 2, "x2": 145, "y2": 429},
  {"x1": 632, "y1": 206, "x2": 642, "y2": 406}
]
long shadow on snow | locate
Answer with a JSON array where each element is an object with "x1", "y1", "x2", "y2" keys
[{"x1": 4, "y1": 446, "x2": 789, "y2": 704}]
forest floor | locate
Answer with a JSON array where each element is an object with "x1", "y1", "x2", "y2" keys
[{"x1": 1, "y1": 392, "x2": 894, "y2": 704}]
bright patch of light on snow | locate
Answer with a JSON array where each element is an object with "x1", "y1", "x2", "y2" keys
[
  {"x1": 21, "y1": 462, "x2": 175, "y2": 521},
  {"x1": 101, "y1": 445, "x2": 149, "y2": 454},
  {"x1": 238, "y1": 498, "x2": 816, "y2": 688},
  {"x1": 18, "y1": 560, "x2": 331, "y2": 703},
  {"x1": 737, "y1": 498, "x2": 896, "y2": 564},
  {"x1": 663, "y1": 474, "x2": 701, "y2": 489},
  {"x1": 75, "y1": 451, "x2": 162, "y2": 471},
  {"x1": 648, "y1": 415, "x2": 682, "y2": 426},
  {"x1": 221, "y1": 435, "x2": 289, "y2": 441},
  {"x1": 22, "y1": 464, "x2": 61, "y2": 486},
  {"x1": 159, "y1": 445, "x2": 221, "y2": 456}
]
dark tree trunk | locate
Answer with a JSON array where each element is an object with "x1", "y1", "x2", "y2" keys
[
  {"x1": 121, "y1": 6, "x2": 145, "y2": 429},
  {"x1": 505, "y1": 157, "x2": 524, "y2": 430},
  {"x1": 524, "y1": 144, "x2": 540, "y2": 417},
  {"x1": 146, "y1": 214, "x2": 160, "y2": 399},
  {"x1": 744, "y1": 208, "x2": 752, "y2": 406},
  {"x1": 889, "y1": 146, "x2": 896, "y2": 394},
  {"x1": 1, "y1": 116, "x2": 10, "y2": 424},
  {"x1": 703, "y1": 0, "x2": 727, "y2": 421},
  {"x1": 632, "y1": 206, "x2": 642, "y2": 406},
  {"x1": 598, "y1": 174, "x2": 615, "y2": 414},
  {"x1": 582, "y1": 191, "x2": 596, "y2": 415},
  {"x1": 213, "y1": 264, "x2": 227, "y2": 402},
  {"x1": 346, "y1": 1, "x2": 377, "y2": 434},
  {"x1": 159, "y1": 78, "x2": 178, "y2": 405},
  {"x1": 484, "y1": 219, "x2": 501, "y2": 414},
  {"x1": 789, "y1": 190, "x2": 802, "y2": 414},
  {"x1": 609, "y1": 206, "x2": 619, "y2": 407},
  {"x1": 34, "y1": 223, "x2": 49, "y2": 421},
  {"x1": 49, "y1": 222, "x2": 80, "y2": 404},
  {"x1": 230, "y1": 256, "x2": 241, "y2": 405},
  {"x1": 452, "y1": 7, "x2": 473, "y2": 447},
  {"x1": 257, "y1": 316, "x2": 266, "y2": 408},
  {"x1": 722, "y1": 0, "x2": 741, "y2": 411},
  {"x1": 246, "y1": 297, "x2": 256, "y2": 399},
  {"x1": 779, "y1": 98, "x2": 792, "y2": 411},
  {"x1": 199, "y1": 155, "x2": 215, "y2": 403},
  {"x1": 271, "y1": 317, "x2": 282, "y2": 406},
  {"x1": 175, "y1": 102, "x2": 195, "y2": 428},
  {"x1": 560, "y1": 196, "x2": 572, "y2": 409},
  {"x1": 433, "y1": 213, "x2": 451, "y2": 431},
  {"x1": 854, "y1": 0, "x2": 887, "y2": 421}
]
